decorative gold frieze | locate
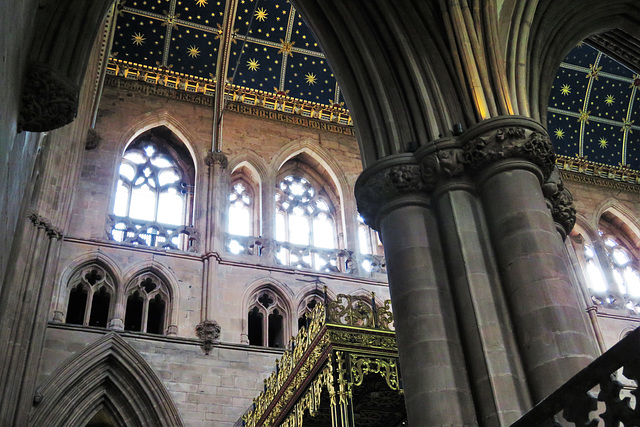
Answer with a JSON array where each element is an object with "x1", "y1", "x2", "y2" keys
[{"x1": 349, "y1": 354, "x2": 401, "y2": 392}]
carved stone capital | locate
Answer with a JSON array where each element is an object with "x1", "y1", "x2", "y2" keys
[
  {"x1": 27, "y1": 211, "x2": 63, "y2": 239},
  {"x1": 204, "y1": 150, "x2": 229, "y2": 168},
  {"x1": 418, "y1": 148, "x2": 466, "y2": 189},
  {"x1": 18, "y1": 63, "x2": 79, "y2": 133},
  {"x1": 196, "y1": 320, "x2": 221, "y2": 355},
  {"x1": 462, "y1": 117, "x2": 556, "y2": 181},
  {"x1": 542, "y1": 168, "x2": 577, "y2": 238},
  {"x1": 355, "y1": 155, "x2": 425, "y2": 230}
]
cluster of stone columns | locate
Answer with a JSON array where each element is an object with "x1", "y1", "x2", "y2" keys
[{"x1": 355, "y1": 116, "x2": 599, "y2": 426}]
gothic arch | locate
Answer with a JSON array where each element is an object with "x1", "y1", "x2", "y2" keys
[
  {"x1": 597, "y1": 204, "x2": 640, "y2": 250},
  {"x1": 115, "y1": 109, "x2": 201, "y2": 168},
  {"x1": 53, "y1": 251, "x2": 122, "y2": 323},
  {"x1": 120, "y1": 260, "x2": 181, "y2": 331},
  {"x1": 228, "y1": 152, "x2": 269, "y2": 183},
  {"x1": 242, "y1": 277, "x2": 295, "y2": 316},
  {"x1": 29, "y1": 333, "x2": 183, "y2": 427}
]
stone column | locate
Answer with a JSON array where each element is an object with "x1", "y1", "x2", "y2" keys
[
  {"x1": 196, "y1": 150, "x2": 228, "y2": 347},
  {"x1": 355, "y1": 154, "x2": 477, "y2": 426},
  {"x1": 0, "y1": 212, "x2": 63, "y2": 425},
  {"x1": 463, "y1": 116, "x2": 599, "y2": 402},
  {"x1": 416, "y1": 142, "x2": 532, "y2": 425}
]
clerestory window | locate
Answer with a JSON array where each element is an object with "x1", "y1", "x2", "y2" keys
[
  {"x1": 275, "y1": 175, "x2": 336, "y2": 269},
  {"x1": 110, "y1": 128, "x2": 195, "y2": 251}
]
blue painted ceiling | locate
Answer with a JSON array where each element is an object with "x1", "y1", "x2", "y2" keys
[{"x1": 110, "y1": 1, "x2": 639, "y2": 171}]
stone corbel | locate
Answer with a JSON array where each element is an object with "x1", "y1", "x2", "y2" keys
[
  {"x1": 27, "y1": 210, "x2": 63, "y2": 240},
  {"x1": 18, "y1": 63, "x2": 79, "y2": 133},
  {"x1": 196, "y1": 320, "x2": 221, "y2": 355},
  {"x1": 205, "y1": 150, "x2": 229, "y2": 169}
]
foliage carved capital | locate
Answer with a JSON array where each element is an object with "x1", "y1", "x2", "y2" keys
[
  {"x1": 204, "y1": 150, "x2": 229, "y2": 168},
  {"x1": 419, "y1": 148, "x2": 466, "y2": 188},
  {"x1": 195, "y1": 320, "x2": 221, "y2": 355},
  {"x1": 27, "y1": 210, "x2": 63, "y2": 239},
  {"x1": 355, "y1": 155, "x2": 424, "y2": 229},
  {"x1": 18, "y1": 63, "x2": 79, "y2": 133},
  {"x1": 463, "y1": 125, "x2": 556, "y2": 180},
  {"x1": 542, "y1": 168, "x2": 577, "y2": 238}
]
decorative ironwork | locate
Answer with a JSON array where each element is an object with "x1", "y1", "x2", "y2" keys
[
  {"x1": 350, "y1": 354, "x2": 400, "y2": 392},
  {"x1": 241, "y1": 295, "x2": 399, "y2": 427},
  {"x1": 512, "y1": 327, "x2": 640, "y2": 426},
  {"x1": 107, "y1": 214, "x2": 199, "y2": 252}
]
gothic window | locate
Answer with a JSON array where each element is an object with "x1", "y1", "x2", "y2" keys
[
  {"x1": 247, "y1": 290, "x2": 288, "y2": 348},
  {"x1": 228, "y1": 181, "x2": 253, "y2": 237},
  {"x1": 124, "y1": 273, "x2": 170, "y2": 334},
  {"x1": 357, "y1": 215, "x2": 385, "y2": 274},
  {"x1": 599, "y1": 232, "x2": 640, "y2": 313},
  {"x1": 275, "y1": 175, "x2": 336, "y2": 269},
  {"x1": 297, "y1": 294, "x2": 322, "y2": 331},
  {"x1": 110, "y1": 128, "x2": 195, "y2": 250},
  {"x1": 65, "y1": 265, "x2": 114, "y2": 328}
]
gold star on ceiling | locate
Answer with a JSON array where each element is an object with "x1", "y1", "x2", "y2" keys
[
  {"x1": 255, "y1": 8, "x2": 268, "y2": 22},
  {"x1": 560, "y1": 84, "x2": 571, "y2": 96},
  {"x1": 278, "y1": 39, "x2": 294, "y2": 57},
  {"x1": 188, "y1": 46, "x2": 200, "y2": 58},
  {"x1": 554, "y1": 128, "x2": 565, "y2": 139},
  {"x1": 599, "y1": 138, "x2": 608, "y2": 148},
  {"x1": 605, "y1": 94, "x2": 615, "y2": 106},
  {"x1": 305, "y1": 73, "x2": 317, "y2": 85},
  {"x1": 132, "y1": 32, "x2": 145, "y2": 45},
  {"x1": 247, "y1": 58, "x2": 259, "y2": 71},
  {"x1": 196, "y1": 0, "x2": 207, "y2": 6}
]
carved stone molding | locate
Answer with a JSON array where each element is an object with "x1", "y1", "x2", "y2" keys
[
  {"x1": 27, "y1": 211, "x2": 63, "y2": 239},
  {"x1": 195, "y1": 320, "x2": 221, "y2": 355},
  {"x1": 204, "y1": 150, "x2": 229, "y2": 169},
  {"x1": 463, "y1": 124, "x2": 556, "y2": 181},
  {"x1": 18, "y1": 63, "x2": 79, "y2": 133},
  {"x1": 418, "y1": 148, "x2": 466, "y2": 189},
  {"x1": 542, "y1": 168, "x2": 577, "y2": 238},
  {"x1": 354, "y1": 155, "x2": 424, "y2": 229}
]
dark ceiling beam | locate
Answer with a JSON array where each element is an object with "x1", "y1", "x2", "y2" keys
[
  {"x1": 588, "y1": 30, "x2": 640, "y2": 75},
  {"x1": 212, "y1": 0, "x2": 239, "y2": 151}
]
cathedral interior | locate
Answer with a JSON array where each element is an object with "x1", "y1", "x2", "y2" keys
[{"x1": 2, "y1": 0, "x2": 640, "y2": 426}]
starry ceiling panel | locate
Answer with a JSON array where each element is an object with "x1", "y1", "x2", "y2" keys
[
  {"x1": 548, "y1": 112, "x2": 580, "y2": 157},
  {"x1": 582, "y1": 121, "x2": 623, "y2": 165},
  {"x1": 174, "y1": 0, "x2": 225, "y2": 27},
  {"x1": 168, "y1": 25, "x2": 218, "y2": 76},
  {"x1": 238, "y1": 0, "x2": 291, "y2": 43},
  {"x1": 124, "y1": 0, "x2": 171, "y2": 15},
  {"x1": 231, "y1": 41, "x2": 282, "y2": 91},
  {"x1": 284, "y1": 55, "x2": 336, "y2": 103},
  {"x1": 112, "y1": 12, "x2": 166, "y2": 66},
  {"x1": 289, "y1": 11, "x2": 321, "y2": 53},
  {"x1": 548, "y1": 42, "x2": 640, "y2": 170}
]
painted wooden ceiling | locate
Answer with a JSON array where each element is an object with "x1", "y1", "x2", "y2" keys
[
  {"x1": 112, "y1": 0, "x2": 345, "y2": 107},
  {"x1": 110, "y1": 0, "x2": 639, "y2": 171}
]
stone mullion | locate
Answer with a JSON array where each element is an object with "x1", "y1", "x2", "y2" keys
[
  {"x1": 355, "y1": 155, "x2": 477, "y2": 426},
  {"x1": 465, "y1": 116, "x2": 598, "y2": 403}
]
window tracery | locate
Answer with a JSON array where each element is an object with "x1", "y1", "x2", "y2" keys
[
  {"x1": 297, "y1": 294, "x2": 322, "y2": 331},
  {"x1": 275, "y1": 175, "x2": 337, "y2": 270},
  {"x1": 124, "y1": 273, "x2": 171, "y2": 334},
  {"x1": 109, "y1": 129, "x2": 196, "y2": 251},
  {"x1": 247, "y1": 289, "x2": 288, "y2": 348},
  {"x1": 65, "y1": 265, "x2": 115, "y2": 328}
]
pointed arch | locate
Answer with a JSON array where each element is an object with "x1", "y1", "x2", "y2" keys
[
  {"x1": 120, "y1": 260, "x2": 181, "y2": 334},
  {"x1": 228, "y1": 151, "x2": 269, "y2": 183},
  {"x1": 597, "y1": 203, "x2": 640, "y2": 250},
  {"x1": 29, "y1": 333, "x2": 183, "y2": 427}
]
